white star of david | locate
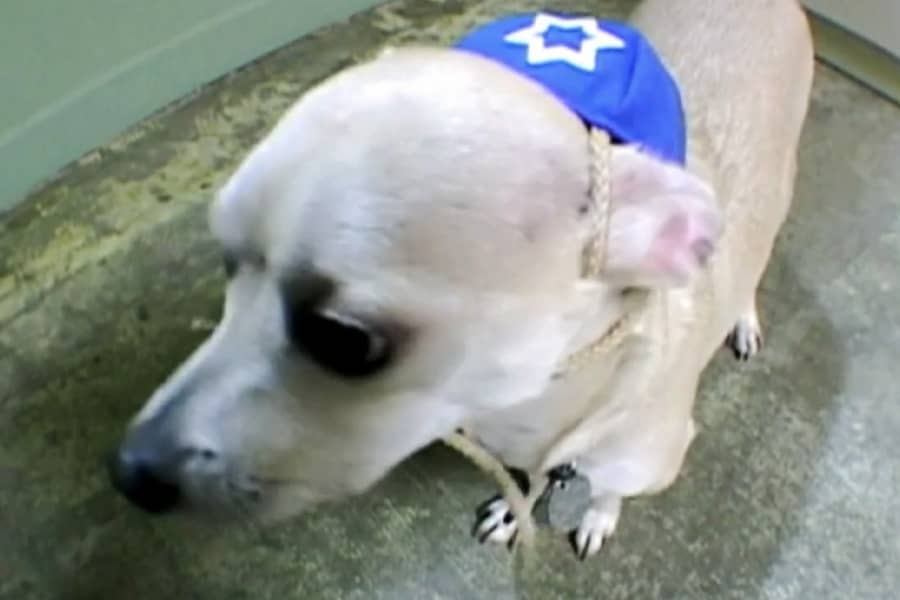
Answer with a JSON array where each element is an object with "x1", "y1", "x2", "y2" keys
[{"x1": 504, "y1": 13, "x2": 626, "y2": 72}]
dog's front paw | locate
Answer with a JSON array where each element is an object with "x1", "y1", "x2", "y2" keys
[
  {"x1": 570, "y1": 495, "x2": 621, "y2": 560},
  {"x1": 472, "y1": 494, "x2": 518, "y2": 548},
  {"x1": 725, "y1": 311, "x2": 763, "y2": 361}
]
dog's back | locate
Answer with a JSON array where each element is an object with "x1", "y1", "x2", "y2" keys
[
  {"x1": 636, "y1": 0, "x2": 814, "y2": 367},
  {"x1": 635, "y1": 0, "x2": 814, "y2": 171},
  {"x1": 529, "y1": 0, "x2": 814, "y2": 492}
]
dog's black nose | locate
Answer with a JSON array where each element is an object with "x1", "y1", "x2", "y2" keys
[{"x1": 108, "y1": 449, "x2": 181, "y2": 514}]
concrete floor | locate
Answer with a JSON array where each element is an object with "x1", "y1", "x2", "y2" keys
[{"x1": 2, "y1": 1, "x2": 899, "y2": 598}]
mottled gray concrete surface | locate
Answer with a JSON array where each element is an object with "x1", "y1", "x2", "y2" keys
[{"x1": 1, "y1": 1, "x2": 899, "y2": 599}]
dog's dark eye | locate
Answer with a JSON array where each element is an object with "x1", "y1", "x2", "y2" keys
[{"x1": 286, "y1": 309, "x2": 392, "y2": 378}]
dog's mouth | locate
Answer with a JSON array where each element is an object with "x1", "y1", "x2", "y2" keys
[{"x1": 219, "y1": 472, "x2": 369, "y2": 526}]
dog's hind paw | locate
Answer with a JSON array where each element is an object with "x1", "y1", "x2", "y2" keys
[
  {"x1": 725, "y1": 310, "x2": 763, "y2": 361},
  {"x1": 472, "y1": 495, "x2": 518, "y2": 548},
  {"x1": 570, "y1": 495, "x2": 621, "y2": 560}
]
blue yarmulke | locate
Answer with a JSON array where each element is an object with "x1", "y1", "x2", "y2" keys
[{"x1": 454, "y1": 12, "x2": 686, "y2": 165}]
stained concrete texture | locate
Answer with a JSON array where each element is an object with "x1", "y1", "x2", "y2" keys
[{"x1": 1, "y1": 1, "x2": 899, "y2": 599}]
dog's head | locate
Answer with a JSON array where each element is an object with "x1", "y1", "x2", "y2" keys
[{"x1": 109, "y1": 48, "x2": 721, "y2": 521}]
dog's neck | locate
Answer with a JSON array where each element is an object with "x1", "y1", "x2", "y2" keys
[{"x1": 552, "y1": 285, "x2": 648, "y2": 380}]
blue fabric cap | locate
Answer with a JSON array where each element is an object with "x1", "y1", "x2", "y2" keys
[{"x1": 454, "y1": 12, "x2": 686, "y2": 165}]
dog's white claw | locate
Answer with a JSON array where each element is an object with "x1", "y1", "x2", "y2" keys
[
  {"x1": 571, "y1": 496, "x2": 621, "y2": 560},
  {"x1": 472, "y1": 496, "x2": 518, "y2": 547},
  {"x1": 725, "y1": 310, "x2": 763, "y2": 361}
]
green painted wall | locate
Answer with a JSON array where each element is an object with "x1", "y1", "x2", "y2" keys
[{"x1": 0, "y1": 0, "x2": 385, "y2": 212}]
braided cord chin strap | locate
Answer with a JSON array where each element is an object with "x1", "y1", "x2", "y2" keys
[{"x1": 582, "y1": 127, "x2": 613, "y2": 279}]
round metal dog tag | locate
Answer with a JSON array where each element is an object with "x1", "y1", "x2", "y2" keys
[{"x1": 546, "y1": 474, "x2": 591, "y2": 532}]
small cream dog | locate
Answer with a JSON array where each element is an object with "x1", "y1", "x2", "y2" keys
[{"x1": 109, "y1": 0, "x2": 814, "y2": 560}]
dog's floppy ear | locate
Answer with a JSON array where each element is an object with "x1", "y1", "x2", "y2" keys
[{"x1": 600, "y1": 146, "x2": 723, "y2": 288}]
